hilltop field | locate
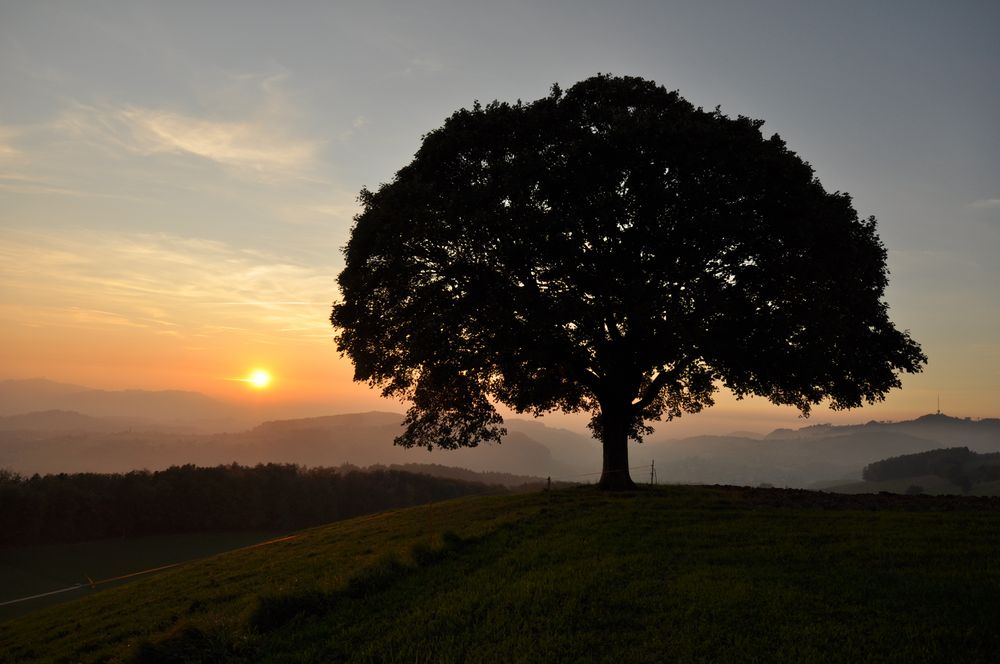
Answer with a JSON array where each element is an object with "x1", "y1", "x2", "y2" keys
[{"x1": 3, "y1": 486, "x2": 999, "y2": 662}]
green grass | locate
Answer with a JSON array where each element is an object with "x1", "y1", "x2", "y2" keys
[
  {"x1": 0, "y1": 531, "x2": 285, "y2": 622},
  {"x1": 2, "y1": 486, "x2": 999, "y2": 663}
]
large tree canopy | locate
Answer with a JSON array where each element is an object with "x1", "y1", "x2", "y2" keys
[{"x1": 331, "y1": 74, "x2": 926, "y2": 489}]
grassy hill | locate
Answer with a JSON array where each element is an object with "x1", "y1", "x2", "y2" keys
[
  {"x1": 0, "y1": 531, "x2": 285, "y2": 622},
  {"x1": 3, "y1": 486, "x2": 1000, "y2": 662}
]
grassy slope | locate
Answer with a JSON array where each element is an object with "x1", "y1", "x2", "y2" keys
[
  {"x1": 0, "y1": 531, "x2": 285, "y2": 622},
  {"x1": 1, "y1": 486, "x2": 999, "y2": 663}
]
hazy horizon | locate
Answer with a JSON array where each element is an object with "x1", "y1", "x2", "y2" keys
[
  {"x1": 4, "y1": 374, "x2": 999, "y2": 494},
  {"x1": 1, "y1": 375, "x2": 992, "y2": 443}
]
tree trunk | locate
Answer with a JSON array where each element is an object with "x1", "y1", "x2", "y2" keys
[{"x1": 597, "y1": 405, "x2": 636, "y2": 490}]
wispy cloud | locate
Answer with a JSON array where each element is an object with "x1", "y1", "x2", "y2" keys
[
  {"x1": 120, "y1": 106, "x2": 317, "y2": 172},
  {"x1": 0, "y1": 230, "x2": 337, "y2": 341},
  {"x1": 55, "y1": 103, "x2": 320, "y2": 179},
  {"x1": 0, "y1": 171, "x2": 152, "y2": 201},
  {"x1": 968, "y1": 198, "x2": 1000, "y2": 209},
  {"x1": 274, "y1": 199, "x2": 360, "y2": 226},
  {"x1": 0, "y1": 126, "x2": 19, "y2": 158},
  {"x1": 402, "y1": 56, "x2": 444, "y2": 76},
  {"x1": 332, "y1": 114, "x2": 371, "y2": 142}
]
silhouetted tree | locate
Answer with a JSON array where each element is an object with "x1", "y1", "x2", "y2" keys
[{"x1": 331, "y1": 75, "x2": 926, "y2": 489}]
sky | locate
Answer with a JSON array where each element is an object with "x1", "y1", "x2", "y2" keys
[{"x1": 1, "y1": 1, "x2": 998, "y2": 435}]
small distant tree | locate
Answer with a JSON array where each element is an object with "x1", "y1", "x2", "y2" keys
[
  {"x1": 905, "y1": 484, "x2": 924, "y2": 496},
  {"x1": 331, "y1": 75, "x2": 926, "y2": 489}
]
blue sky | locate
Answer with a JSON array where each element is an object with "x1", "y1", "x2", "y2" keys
[{"x1": 1, "y1": 1, "x2": 997, "y2": 432}]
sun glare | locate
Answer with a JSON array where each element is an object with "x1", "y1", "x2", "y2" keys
[{"x1": 247, "y1": 369, "x2": 272, "y2": 389}]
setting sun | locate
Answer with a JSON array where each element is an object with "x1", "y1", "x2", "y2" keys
[{"x1": 247, "y1": 369, "x2": 272, "y2": 389}]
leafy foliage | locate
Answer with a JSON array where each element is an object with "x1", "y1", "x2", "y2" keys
[{"x1": 332, "y1": 74, "x2": 926, "y2": 486}]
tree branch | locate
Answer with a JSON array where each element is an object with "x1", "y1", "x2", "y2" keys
[
  {"x1": 631, "y1": 372, "x2": 670, "y2": 412},
  {"x1": 630, "y1": 359, "x2": 691, "y2": 413}
]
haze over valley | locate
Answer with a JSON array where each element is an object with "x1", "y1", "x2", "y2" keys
[{"x1": 4, "y1": 378, "x2": 997, "y2": 492}]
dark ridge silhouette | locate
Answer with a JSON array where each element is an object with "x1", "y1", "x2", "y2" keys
[{"x1": 863, "y1": 447, "x2": 1000, "y2": 491}]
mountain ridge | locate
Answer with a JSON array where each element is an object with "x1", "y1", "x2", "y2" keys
[{"x1": 0, "y1": 378, "x2": 240, "y2": 427}]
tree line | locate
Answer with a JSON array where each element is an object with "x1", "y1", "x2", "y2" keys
[{"x1": 0, "y1": 464, "x2": 498, "y2": 546}]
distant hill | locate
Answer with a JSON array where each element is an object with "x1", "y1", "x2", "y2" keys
[
  {"x1": 379, "y1": 463, "x2": 551, "y2": 489},
  {"x1": 241, "y1": 412, "x2": 581, "y2": 478},
  {"x1": 1, "y1": 380, "x2": 997, "y2": 487},
  {"x1": 766, "y1": 413, "x2": 1000, "y2": 448},
  {"x1": 502, "y1": 418, "x2": 601, "y2": 471},
  {"x1": 864, "y1": 447, "x2": 1000, "y2": 482},
  {"x1": 0, "y1": 409, "x2": 165, "y2": 433},
  {"x1": 252, "y1": 412, "x2": 404, "y2": 433},
  {"x1": 0, "y1": 378, "x2": 91, "y2": 415},
  {"x1": 0, "y1": 409, "x2": 114, "y2": 432},
  {"x1": 0, "y1": 410, "x2": 589, "y2": 478},
  {"x1": 631, "y1": 414, "x2": 1000, "y2": 488},
  {"x1": 0, "y1": 378, "x2": 241, "y2": 429},
  {"x1": 817, "y1": 447, "x2": 1000, "y2": 495}
]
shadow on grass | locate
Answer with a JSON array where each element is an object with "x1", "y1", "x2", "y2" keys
[
  {"x1": 131, "y1": 530, "x2": 470, "y2": 662},
  {"x1": 132, "y1": 624, "x2": 235, "y2": 663},
  {"x1": 252, "y1": 530, "x2": 465, "y2": 632}
]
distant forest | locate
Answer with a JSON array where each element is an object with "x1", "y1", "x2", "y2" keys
[
  {"x1": 0, "y1": 464, "x2": 499, "y2": 547},
  {"x1": 863, "y1": 447, "x2": 1000, "y2": 491}
]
